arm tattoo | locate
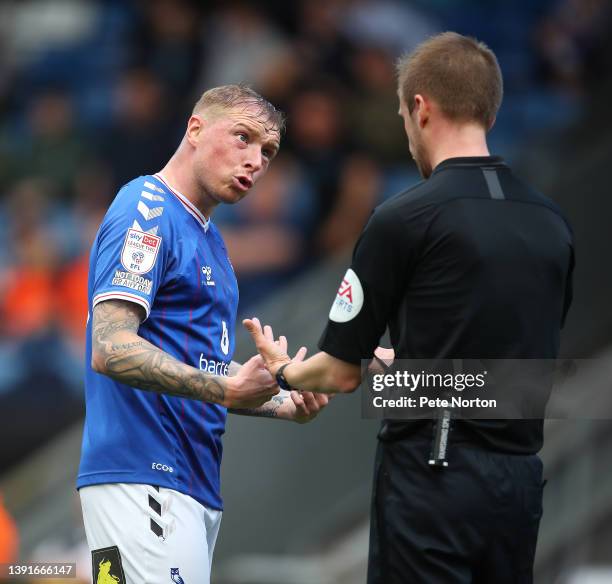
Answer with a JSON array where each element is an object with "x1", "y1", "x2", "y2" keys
[
  {"x1": 229, "y1": 393, "x2": 290, "y2": 419},
  {"x1": 92, "y1": 300, "x2": 226, "y2": 404}
]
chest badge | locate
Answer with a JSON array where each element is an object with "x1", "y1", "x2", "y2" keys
[{"x1": 201, "y1": 266, "x2": 216, "y2": 287}]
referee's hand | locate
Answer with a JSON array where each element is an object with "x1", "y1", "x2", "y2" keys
[
  {"x1": 243, "y1": 317, "x2": 291, "y2": 377},
  {"x1": 368, "y1": 346, "x2": 395, "y2": 374}
]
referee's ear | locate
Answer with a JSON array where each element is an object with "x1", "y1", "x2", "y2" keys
[{"x1": 413, "y1": 94, "x2": 430, "y2": 128}]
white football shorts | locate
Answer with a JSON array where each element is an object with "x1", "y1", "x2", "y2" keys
[{"x1": 79, "y1": 483, "x2": 221, "y2": 584}]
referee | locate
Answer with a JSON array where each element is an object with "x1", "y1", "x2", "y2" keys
[{"x1": 245, "y1": 32, "x2": 574, "y2": 583}]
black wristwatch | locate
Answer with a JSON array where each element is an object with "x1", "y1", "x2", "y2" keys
[{"x1": 275, "y1": 363, "x2": 292, "y2": 391}]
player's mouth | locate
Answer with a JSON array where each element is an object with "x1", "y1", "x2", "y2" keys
[{"x1": 233, "y1": 175, "x2": 253, "y2": 191}]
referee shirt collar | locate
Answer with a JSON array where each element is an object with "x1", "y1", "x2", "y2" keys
[{"x1": 433, "y1": 156, "x2": 506, "y2": 175}]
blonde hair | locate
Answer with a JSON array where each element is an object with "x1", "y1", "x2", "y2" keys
[{"x1": 192, "y1": 84, "x2": 285, "y2": 132}]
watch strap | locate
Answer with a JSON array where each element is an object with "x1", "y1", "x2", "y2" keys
[{"x1": 275, "y1": 363, "x2": 292, "y2": 391}]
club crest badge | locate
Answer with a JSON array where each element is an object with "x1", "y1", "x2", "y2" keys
[{"x1": 92, "y1": 546, "x2": 126, "y2": 584}]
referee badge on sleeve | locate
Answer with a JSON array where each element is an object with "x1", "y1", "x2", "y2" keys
[
  {"x1": 329, "y1": 268, "x2": 364, "y2": 323},
  {"x1": 92, "y1": 545, "x2": 126, "y2": 584}
]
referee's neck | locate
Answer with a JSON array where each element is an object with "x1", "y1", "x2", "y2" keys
[{"x1": 428, "y1": 123, "x2": 490, "y2": 171}]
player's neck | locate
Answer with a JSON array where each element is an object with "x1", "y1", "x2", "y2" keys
[
  {"x1": 428, "y1": 123, "x2": 490, "y2": 171},
  {"x1": 158, "y1": 158, "x2": 216, "y2": 219}
]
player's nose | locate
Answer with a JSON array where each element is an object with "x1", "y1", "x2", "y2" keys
[{"x1": 243, "y1": 149, "x2": 263, "y2": 173}]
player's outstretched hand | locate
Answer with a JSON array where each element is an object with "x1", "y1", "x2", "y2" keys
[
  {"x1": 291, "y1": 389, "x2": 330, "y2": 424},
  {"x1": 243, "y1": 317, "x2": 291, "y2": 376},
  {"x1": 225, "y1": 354, "x2": 279, "y2": 409}
]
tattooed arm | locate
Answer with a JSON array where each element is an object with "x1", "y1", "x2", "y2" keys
[
  {"x1": 229, "y1": 390, "x2": 292, "y2": 420},
  {"x1": 91, "y1": 300, "x2": 278, "y2": 409},
  {"x1": 229, "y1": 389, "x2": 329, "y2": 423}
]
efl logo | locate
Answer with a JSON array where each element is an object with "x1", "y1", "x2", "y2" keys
[
  {"x1": 329, "y1": 268, "x2": 364, "y2": 323},
  {"x1": 121, "y1": 228, "x2": 162, "y2": 275}
]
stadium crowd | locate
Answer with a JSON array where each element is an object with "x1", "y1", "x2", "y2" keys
[{"x1": 0, "y1": 0, "x2": 608, "y2": 475}]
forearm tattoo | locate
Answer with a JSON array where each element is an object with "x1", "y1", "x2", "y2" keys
[
  {"x1": 92, "y1": 300, "x2": 225, "y2": 404},
  {"x1": 230, "y1": 393, "x2": 289, "y2": 419}
]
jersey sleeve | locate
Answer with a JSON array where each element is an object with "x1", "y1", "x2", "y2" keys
[
  {"x1": 91, "y1": 179, "x2": 170, "y2": 319},
  {"x1": 318, "y1": 204, "x2": 427, "y2": 364}
]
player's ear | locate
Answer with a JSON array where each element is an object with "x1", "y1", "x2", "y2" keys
[{"x1": 186, "y1": 115, "x2": 203, "y2": 146}]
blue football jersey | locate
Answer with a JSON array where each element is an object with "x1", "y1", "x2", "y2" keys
[{"x1": 77, "y1": 174, "x2": 238, "y2": 510}]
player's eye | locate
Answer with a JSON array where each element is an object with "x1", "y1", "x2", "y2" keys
[{"x1": 237, "y1": 132, "x2": 248, "y2": 143}]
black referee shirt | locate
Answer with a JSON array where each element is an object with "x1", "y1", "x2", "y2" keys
[{"x1": 319, "y1": 156, "x2": 574, "y2": 454}]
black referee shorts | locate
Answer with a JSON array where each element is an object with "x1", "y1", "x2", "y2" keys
[{"x1": 368, "y1": 436, "x2": 545, "y2": 584}]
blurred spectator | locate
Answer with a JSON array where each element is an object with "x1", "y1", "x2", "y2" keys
[
  {"x1": 130, "y1": 0, "x2": 204, "y2": 105},
  {"x1": 55, "y1": 165, "x2": 109, "y2": 356},
  {"x1": 1, "y1": 89, "x2": 91, "y2": 196},
  {"x1": 201, "y1": 2, "x2": 289, "y2": 88},
  {"x1": 0, "y1": 1, "x2": 98, "y2": 69},
  {"x1": 55, "y1": 256, "x2": 88, "y2": 355},
  {"x1": 255, "y1": 46, "x2": 302, "y2": 110},
  {"x1": 316, "y1": 154, "x2": 383, "y2": 256},
  {"x1": 0, "y1": 179, "x2": 61, "y2": 339},
  {"x1": 286, "y1": 84, "x2": 348, "y2": 231},
  {"x1": 345, "y1": 46, "x2": 410, "y2": 164},
  {"x1": 536, "y1": 0, "x2": 612, "y2": 95},
  {"x1": 341, "y1": 0, "x2": 439, "y2": 53},
  {"x1": 0, "y1": 493, "x2": 18, "y2": 562},
  {"x1": 217, "y1": 154, "x2": 315, "y2": 313},
  {"x1": 99, "y1": 67, "x2": 180, "y2": 192},
  {"x1": 293, "y1": 0, "x2": 353, "y2": 83}
]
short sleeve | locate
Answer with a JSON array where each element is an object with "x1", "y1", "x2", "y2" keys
[
  {"x1": 91, "y1": 179, "x2": 170, "y2": 319},
  {"x1": 318, "y1": 204, "x2": 427, "y2": 364}
]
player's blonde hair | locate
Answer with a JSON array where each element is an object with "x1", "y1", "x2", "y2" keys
[
  {"x1": 192, "y1": 84, "x2": 285, "y2": 133},
  {"x1": 397, "y1": 32, "x2": 503, "y2": 130}
]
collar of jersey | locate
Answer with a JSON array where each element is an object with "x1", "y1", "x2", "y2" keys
[
  {"x1": 433, "y1": 156, "x2": 505, "y2": 174},
  {"x1": 153, "y1": 173, "x2": 210, "y2": 232}
]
